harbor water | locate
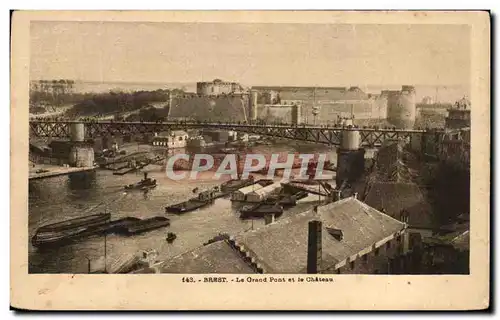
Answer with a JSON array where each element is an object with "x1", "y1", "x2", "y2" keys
[{"x1": 28, "y1": 143, "x2": 339, "y2": 273}]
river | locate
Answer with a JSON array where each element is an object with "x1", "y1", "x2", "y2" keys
[{"x1": 28, "y1": 143, "x2": 340, "y2": 273}]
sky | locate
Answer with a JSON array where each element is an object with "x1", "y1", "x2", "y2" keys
[{"x1": 30, "y1": 22, "x2": 471, "y2": 88}]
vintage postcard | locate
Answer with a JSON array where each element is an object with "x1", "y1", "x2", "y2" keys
[{"x1": 11, "y1": 11, "x2": 490, "y2": 310}]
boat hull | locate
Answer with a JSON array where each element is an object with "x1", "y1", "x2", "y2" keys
[
  {"x1": 165, "y1": 199, "x2": 213, "y2": 214},
  {"x1": 122, "y1": 217, "x2": 170, "y2": 235},
  {"x1": 31, "y1": 217, "x2": 144, "y2": 248},
  {"x1": 36, "y1": 213, "x2": 111, "y2": 233},
  {"x1": 239, "y1": 204, "x2": 284, "y2": 219}
]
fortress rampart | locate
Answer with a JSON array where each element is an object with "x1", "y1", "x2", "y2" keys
[{"x1": 171, "y1": 83, "x2": 417, "y2": 128}]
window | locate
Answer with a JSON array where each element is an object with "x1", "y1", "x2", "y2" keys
[
  {"x1": 362, "y1": 254, "x2": 368, "y2": 263},
  {"x1": 178, "y1": 136, "x2": 183, "y2": 141},
  {"x1": 396, "y1": 235, "x2": 401, "y2": 243},
  {"x1": 387, "y1": 241, "x2": 391, "y2": 249},
  {"x1": 374, "y1": 248, "x2": 380, "y2": 256},
  {"x1": 350, "y1": 261, "x2": 355, "y2": 270}
]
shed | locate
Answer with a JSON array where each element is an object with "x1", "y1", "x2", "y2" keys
[
  {"x1": 231, "y1": 184, "x2": 264, "y2": 202},
  {"x1": 245, "y1": 182, "x2": 282, "y2": 203}
]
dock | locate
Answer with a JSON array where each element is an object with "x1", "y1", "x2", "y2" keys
[{"x1": 29, "y1": 165, "x2": 98, "y2": 181}]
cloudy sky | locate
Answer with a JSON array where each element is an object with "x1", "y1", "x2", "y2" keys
[{"x1": 30, "y1": 22, "x2": 470, "y2": 87}]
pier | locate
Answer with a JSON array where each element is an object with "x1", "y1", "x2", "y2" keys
[{"x1": 29, "y1": 165, "x2": 98, "y2": 181}]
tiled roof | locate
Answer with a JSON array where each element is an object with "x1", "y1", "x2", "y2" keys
[
  {"x1": 371, "y1": 141, "x2": 418, "y2": 183},
  {"x1": 155, "y1": 197, "x2": 406, "y2": 274},
  {"x1": 233, "y1": 197, "x2": 405, "y2": 273},
  {"x1": 248, "y1": 182, "x2": 281, "y2": 196},
  {"x1": 159, "y1": 239, "x2": 257, "y2": 274},
  {"x1": 363, "y1": 182, "x2": 434, "y2": 229}
]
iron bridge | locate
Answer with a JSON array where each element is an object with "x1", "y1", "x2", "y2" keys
[{"x1": 29, "y1": 120, "x2": 451, "y2": 151}]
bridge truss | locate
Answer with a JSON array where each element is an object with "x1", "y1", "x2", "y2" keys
[{"x1": 29, "y1": 120, "x2": 449, "y2": 153}]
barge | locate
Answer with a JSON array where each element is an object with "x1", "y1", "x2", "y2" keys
[
  {"x1": 32, "y1": 213, "x2": 112, "y2": 247},
  {"x1": 239, "y1": 203, "x2": 284, "y2": 219},
  {"x1": 266, "y1": 191, "x2": 309, "y2": 207},
  {"x1": 32, "y1": 214, "x2": 170, "y2": 248},
  {"x1": 120, "y1": 217, "x2": 170, "y2": 235},
  {"x1": 165, "y1": 198, "x2": 213, "y2": 214},
  {"x1": 35, "y1": 213, "x2": 111, "y2": 234}
]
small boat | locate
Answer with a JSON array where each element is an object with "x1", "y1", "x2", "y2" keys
[
  {"x1": 124, "y1": 172, "x2": 157, "y2": 190},
  {"x1": 165, "y1": 198, "x2": 212, "y2": 214},
  {"x1": 166, "y1": 232, "x2": 177, "y2": 243},
  {"x1": 240, "y1": 203, "x2": 284, "y2": 219},
  {"x1": 121, "y1": 216, "x2": 170, "y2": 235}
]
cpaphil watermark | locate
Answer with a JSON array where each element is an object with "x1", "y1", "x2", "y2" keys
[{"x1": 164, "y1": 153, "x2": 334, "y2": 181}]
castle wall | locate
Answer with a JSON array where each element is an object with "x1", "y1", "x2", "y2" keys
[
  {"x1": 252, "y1": 86, "x2": 392, "y2": 124},
  {"x1": 257, "y1": 105, "x2": 293, "y2": 123},
  {"x1": 169, "y1": 95, "x2": 249, "y2": 122},
  {"x1": 386, "y1": 86, "x2": 417, "y2": 129}
]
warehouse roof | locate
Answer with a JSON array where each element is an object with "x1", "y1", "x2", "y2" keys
[
  {"x1": 247, "y1": 182, "x2": 281, "y2": 197},
  {"x1": 159, "y1": 239, "x2": 256, "y2": 274},
  {"x1": 234, "y1": 184, "x2": 264, "y2": 195},
  {"x1": 232, "y1": 197, "x2": 406, "y2": 273}
]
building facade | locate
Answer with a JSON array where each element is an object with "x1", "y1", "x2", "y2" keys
[{"x1": 152, "y1": 130, "x2": 189, "y2": 148}]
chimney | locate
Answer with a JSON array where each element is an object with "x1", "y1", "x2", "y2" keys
[
  {"x1": 264, "y1": 214, "x2": 275, "y2": 225},
  {"x1": 307, "y1": 220, "x2": 322, "y2": 274}
]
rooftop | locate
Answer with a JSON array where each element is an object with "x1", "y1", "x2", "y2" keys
[
  {"x1": 362, "y1": 141, "x2": 434, "y2": 228},
  {"x1": 234, "y1": 184, "x2": 264, "y2": 195},
  {"x1": 233, "y1": 197, "x2": 406, "y2": 273},
  {"x1": 151, "y1": 197, "x2": 406, "y2": 274},
  {"x1": 159, "y1": 239, "x2": 256, "y2": 274},
  {"x1": 363, "y1": 182, "x2": 434, "y2": 229},
  {"x1": 247, "y1": 182, "x2": 281, "y2": 196}
]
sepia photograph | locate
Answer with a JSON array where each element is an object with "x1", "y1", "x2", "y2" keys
[{"x1": 11, "y1": 10, "x2": 490, "y2": 310}]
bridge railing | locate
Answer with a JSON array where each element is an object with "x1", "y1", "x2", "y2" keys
[{"x1": 29, "y1": 119, "x2": 447, "y2": 134}]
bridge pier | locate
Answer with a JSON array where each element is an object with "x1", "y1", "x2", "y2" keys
[{"x1": 336, "y1": 129, "x2": 365, "y2": 187}]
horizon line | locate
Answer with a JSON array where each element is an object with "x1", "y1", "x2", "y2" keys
[{"x1": 29, "y1": 79, "x2": 470, "y2": 88}]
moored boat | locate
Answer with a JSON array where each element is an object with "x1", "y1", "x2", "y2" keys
[
  {"x1": 121, "y1": 216, "x2": 170, "y2": 235},
  {"x1": 32, "y1": 226, "x2": 92, "y2": 248},
  {"x1": 239, "y1": 203, "x2": 284, "y2": 219},
  {"x1": 268, "y1": 191, "x2": 309, "y2": 207},
  {"x1": 35, "y1": 213, "x2": 111, "y2": 233},
  {"x1": 165, "y1": 198, "x2": 212, "y2": 214}
]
